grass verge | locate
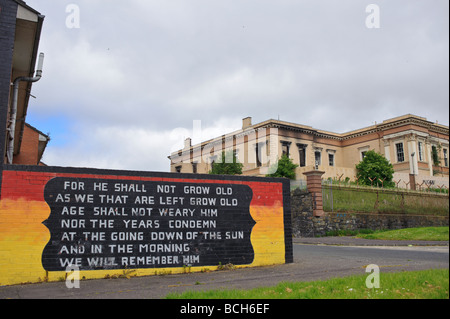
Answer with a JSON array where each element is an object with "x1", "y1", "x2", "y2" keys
[
  {"x1": 322, "y1": 186, "x2": 449, "y2": 216},
  {"x1": 356, "y1": 227, "x2": 449, "y2": 241},
  {"x1": 166, "y1": 269, "x2": 449, "y2": 299}
]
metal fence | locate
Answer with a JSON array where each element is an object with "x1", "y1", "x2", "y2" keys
[
  {"x1": 290, "y1": 179, "x2": 307, "y2": 191},
  {"x1": 322, "y1": 180, "x2": 449, "y2": 216}
]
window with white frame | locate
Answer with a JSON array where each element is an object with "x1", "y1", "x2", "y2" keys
[
  {"x1": 418, "y1": 141, "x2": 424, "y2": 162},
  {"x1": 395, "y1": 143, "x2": 405, "y2": 163}
]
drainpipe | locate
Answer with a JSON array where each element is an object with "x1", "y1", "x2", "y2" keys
[{"x1": 7, "y1": 53, "x2": 44, "y2": 164}]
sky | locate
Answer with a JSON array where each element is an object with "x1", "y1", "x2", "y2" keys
[{"x1": 24, "y1": 0, "x2": 449, "y2": 172}]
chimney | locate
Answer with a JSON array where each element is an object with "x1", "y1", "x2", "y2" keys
[
  {"x1": 242, "y1": 117, "x2": 252, "y2": 130},
  {"x1": 184, "y1": 137, "x2": 192, "y2": 150}
]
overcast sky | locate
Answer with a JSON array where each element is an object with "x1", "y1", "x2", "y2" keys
[{"x1": 24, "y1": 0, "x2": 449, "y2": 172}]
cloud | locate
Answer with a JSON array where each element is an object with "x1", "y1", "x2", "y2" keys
[
  {"x1": 24, "y1": 0, "x2": 448, "y2": 171},
  {"x1": 40, "y1": 117, "x2": 242, "y2": 171},
  {"x1": 42, "y1": 125, "x2": 174, "y2": 171},
  {"x1": 172, "y1": 66, "x2": 295, "y2": 112}
]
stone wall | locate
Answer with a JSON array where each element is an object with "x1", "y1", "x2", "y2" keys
[
  {"x1": 291, "y1": 189, "x2": 449, "y2": 238},
  {"x1": 290, "y1": 189, "x2": 314, "y2": 237}
]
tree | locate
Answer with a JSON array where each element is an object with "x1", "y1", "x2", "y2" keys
[
  {"x1": 209, "y1": 151, "x2": 243, "y2": 175},
  {"x1": 266, "y1": 154, "x2": 299, "y2": 180},
  {"x1": 356, "y1": 150, "x2": 395, "y2": 187}
]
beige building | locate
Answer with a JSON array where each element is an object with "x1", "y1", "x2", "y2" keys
[{"x1": 169, "y1": 114, "x2": 449, "y2": 188}]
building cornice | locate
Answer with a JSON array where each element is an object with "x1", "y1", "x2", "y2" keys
[{"x1": 262, "y1": 122, "x2": 343, "y2": 141}]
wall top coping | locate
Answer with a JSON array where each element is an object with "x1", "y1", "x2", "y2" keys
[{"x1": 302, "y1": 170, "x2": 326, "y2": 177}]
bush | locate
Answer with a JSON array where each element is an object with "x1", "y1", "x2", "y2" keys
[
  {"x1": 356, "y1": 150, "x2": 395, "y2": 187},
  {"x1": 266, "y1": 155, "x2": 299, "y2": 180},
  {"x1": 209, "y1": 151, "x2": 243, "y2": 175}
]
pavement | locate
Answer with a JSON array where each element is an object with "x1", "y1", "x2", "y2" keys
[
  {"x1": 0, "y1": 237, "x2": 448, "y2": 299},
  {"x1": 293, "y1": 236, "x2": 449, "y2": 247}
]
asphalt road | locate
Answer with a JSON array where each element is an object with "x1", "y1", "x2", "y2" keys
[{"x1": 1, "y1": 239, "x2": 448, "y2": 299}]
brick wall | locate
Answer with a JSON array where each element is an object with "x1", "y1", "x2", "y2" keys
[
  {"x1": 0, "y1": 165, "x2": 292, "y2": 286},
  {"x1": 13, "y1": 124, "x2": 40, "y2": 165},
  {"x1": 303, "y1": 170, "x2": 325, "y2": 217},
  {"x1": 0, "y1": 0, "x2": 18, "y2": 163}
]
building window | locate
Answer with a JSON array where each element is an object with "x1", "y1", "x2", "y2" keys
[
  {"x1": 175, "y1": 166, "x2": 182, "y2": 173},
  {"x1": 431, "y1": 146, "x2": 440, "y2": 166},
  {"x1": 255, "y1": 143, "x2": 264, "y2": 167},
  {"x1": 192, "y1": 162, "x2": 198, "y2": 174},
  {"x1": 314, "y1": 151, "x2": 321, "y2": 167},
  {"x1": 395, "y1": 143, "x2": 405, "y2": 163},
  {"x1": 297, "y1": 144, "x2": 307, "y2": 167},
  {"x1": 234, "y1": 149, "x2": 240, "y2": 164},
  {"x1": 210, "y1": 156, "x2": 217, "y2": 171},
  {"x1": 444, "y1": 148, "x2": 448, "y2": 167},
  {"x1": 328, "y1": 153, "x2": 335, "y2": 166},
  {"x1": 326, "y1": 149, "x2": 336, "y2": 167},
  {"x1": 358, "y1": 146, "x2": 370, "y2": 161},
  {"x1": 418, "y1": 142, "x2": 424, "y2": 161},
  {"x1": 281, "y1": 141, "x2": 291, "y2": 157}
]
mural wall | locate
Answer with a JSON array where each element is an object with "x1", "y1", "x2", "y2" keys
[{"x1": 0, "y1": 165, "x2": 292, "y2": 286}]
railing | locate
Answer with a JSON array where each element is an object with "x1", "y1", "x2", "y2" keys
[
  {"x1": 290, "y1": 179, "x2": 307, "y2": 191},
  {"x1": 322, "y1": 180, "x2": 449, "y2": 216}
]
